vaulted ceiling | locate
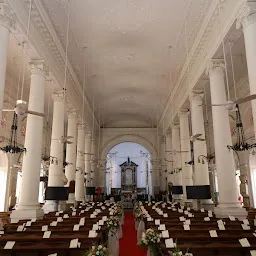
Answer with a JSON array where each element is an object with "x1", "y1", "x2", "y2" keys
[{"x1": 40, "y1": 0, "x2": 213, "y2": 127}]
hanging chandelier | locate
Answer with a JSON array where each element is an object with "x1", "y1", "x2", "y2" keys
[
  {"x1": 227, "y1": 105, "x2": 256, "y2": 151},
  {"x1": 1, "y1": 112, "x2": 26, "y2": 154}
]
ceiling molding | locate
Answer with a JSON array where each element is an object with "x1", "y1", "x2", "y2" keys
[
  {"x1": 6, "y1": 0, "x2": 98, "y2": 131},
  {"x1": 160, "y1": 0, "x2": 246, "y2": 132}
]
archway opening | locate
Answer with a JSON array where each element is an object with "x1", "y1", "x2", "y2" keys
[{"x1": 105, "y1": 142, "x2": 152, "y2": 199}]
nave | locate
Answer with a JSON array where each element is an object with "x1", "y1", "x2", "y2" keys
[{"x1": 1, "y1": 200, "x2": 256, "y2": 255}]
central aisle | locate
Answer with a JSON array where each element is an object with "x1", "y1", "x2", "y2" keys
[{"x1": 119, "y1": 211, "x2": 147, "y2": 256}]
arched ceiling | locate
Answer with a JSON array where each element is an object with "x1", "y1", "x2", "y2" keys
[{"x1": 40, "y1": 0, "x2": 213, "y2": 127}]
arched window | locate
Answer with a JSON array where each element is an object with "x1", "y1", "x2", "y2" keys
[{"x1": 0, "y1": 152, "x2": 8, "y2": 211}]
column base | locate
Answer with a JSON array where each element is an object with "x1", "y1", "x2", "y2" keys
[
  {"x1": 192, "y1": 199, "x2": 215, "y2": 211},
  {"x1": 75, "y1": 198, "x2": 85, "y2": 203},
  {"x1": 43, "y1": 200, "x2": 58, "y2": 214},
  {"x1": 67, "y1": 193, "x2": 75, "y2": 204},
  {"x1": 214, "y1": 204, "x2": 248, "y2": 220},
  {"x1": 10, "y1": 208, "x2": 44, "y2": 223}
]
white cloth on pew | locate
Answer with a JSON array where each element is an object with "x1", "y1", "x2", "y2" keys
[
  {"x1": 108, "y1": 231, "x2": 119, "y2": 256},
  {"x1": 137, "y1": 220, "x2": 145, "y2": 243}
]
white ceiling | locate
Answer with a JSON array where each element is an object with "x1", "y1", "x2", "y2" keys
[{"x1": 40, "y1": 0, "x2": 212, "y2": 127}]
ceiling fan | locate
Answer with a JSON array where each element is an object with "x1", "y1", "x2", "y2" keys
[
  {"x1": 52, "y1": 136, "x2": 73, "y2": 144},
  {"x1": 205, "y1": 94, "x2": 256, "y2": 111},
  {"x1": 182, "y1": 133, "x2": 205, "y2": 142},
  {"x1": 3, "y1": 100, "x2": 45, "y2": 117}
]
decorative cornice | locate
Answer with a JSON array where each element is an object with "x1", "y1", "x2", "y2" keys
[
  {"x1": 6, "y1": 0, "x2": 98, "y2": 130},
  {"x1": 236, "y1": 2, "x2": 256, "y2": 29},
  {"x1": 160, "y1": 0, "x2": 245, "y2": 132},
  {"x1": 0, "y1": 3, "x2": 15, "y2": 30},
  {"x1": 29, "y1": 59, "x2": 48, "y2": 76}
]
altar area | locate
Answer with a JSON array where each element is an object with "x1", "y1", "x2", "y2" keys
[{"x1": 108, "y1": 156, "x2": 149, "y2": 208}]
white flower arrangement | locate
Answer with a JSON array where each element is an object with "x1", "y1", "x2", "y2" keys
[
  {"x1": 85, "y1": 245, "x2": 108, "y2": 256},
  {"x1": 135, "y1": 209, "x2": 145, "y2": 222},
  {"x1": 139, "y1": 228, "x2": 162, "y2": 255},
  {"x1": 106, "y1": 216, "x2": 120, "y2": 235}
]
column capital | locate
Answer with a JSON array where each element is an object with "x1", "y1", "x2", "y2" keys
[
  {"x1": 52, "y1": 91, "x2": 65, "y2": 102},
  {"x1": 190, "y1": 90, "x2": 204, "y2": 103},
  {"x1": 77, "y1": 123, "x2": 86, "y2": 131},
  {"x1": 171, "y1": 122, "x2": 180, "y2": 129},
  {"x1": 165, "y1": 130, "x2": 172, "y2": 138},
  {"x1": 179, "y1": 108, "x2": 189, "y2": 118},
  {"x1": 85, "y1": 130, "x2": 92, "y2": 137},
  {"x1": 161, "y1": 135, "x2": 165, "y2": 144},
  {"x1": 236, "y1": 2, "x2": 256, "y2": 30},
  {"x1": 67, "y1": 108, "x2": 77, "y2": 119},
  {"x1": 205, "y1": 59, "x2": 225, "y2": 77},
  {"x1": 29, "y1": 60, "x2": 48, "y2": 76},
  {"x1": 0, "y1": 3, "x2": 15, "y2": 30}
]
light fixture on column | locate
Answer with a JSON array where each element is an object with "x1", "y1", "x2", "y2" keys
[
  {"x1": 198, "y1": 155, "x2": 207, "y2": 164},
  {"x1": 227, "y1": 105, "x2": 256, "y2": 151},
  {"x1": 1, "y1": 113, "x2": 26, "y2": 154},
  {"x1": 50, "y1": 156, "x2": 58, "y2": 165},
  {"x1": 63, "y1": 161, "x2": 72, "y2": 167}
]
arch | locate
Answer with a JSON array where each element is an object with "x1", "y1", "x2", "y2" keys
[{"x1": 100, "y1": 134, "x2": 158, "y2": 160}]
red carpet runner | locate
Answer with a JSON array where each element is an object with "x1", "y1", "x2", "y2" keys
[{"x1": 119, "y1": 211, "x2": 147, "y2": 256}]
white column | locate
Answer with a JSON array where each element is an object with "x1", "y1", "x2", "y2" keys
[
  {"x1": 165, "y1": 131, "x2": 173, "y2": 184},
  {"x1": 0, "y1": 4, "x2": 14, "y2": 118},
  {"x1": 90, "y1": 138, "x2": 97, "y2": 187},
  {"x1": 172, "y1": 124, "x2": 183, "y2": 201},
  {"x1": 151, "y1": 160, "x2": 159, "y2": 198},
  {"x1": 84, "y1": 130, "x2": 91, "y2": 199},
  {"x1": 75, "y1": 123, "x2": 85, "y2": 202},
  {"x1": 11, "y1": 60, "x2": 46, "y2": 221},
  {"x1": 98, "y1": 160, "x2": 106, "y2": 191},
  {"x1": 160, "y1": 136, "x2": 167, "y2": 191},
  {"x1": 65, "y1": 108, "x2": 77, "y2": 203},
  {"x1": 179, "y1": 110, "x2": 193, "y2": 202},
  {"x1": 207, "y1": 59, "x2": 247, "y2": 219},
  {"x1": 237, "y1": 151, "x2": 250, "y2": 207},
  {"x1": 237, "y1": 2, "x2": 256, "y2": 137},
  {"x1": 190, "y1": 92, "x2": 214, "y2": 207},
  {"x1": 44, "y1": 91, "x2": 65, "y2": 213},
  {"x1": 7, "y1": 166, "x2": 18, "y2": 209}
]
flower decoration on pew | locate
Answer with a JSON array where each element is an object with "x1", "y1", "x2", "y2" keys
[
  {"x1": 139, "y1": 228, "x2": 162, "y2": 256},
  {"x1": 133, "y1": 202, "x2": 142, "y2": 216},
  {"x1": 169, "y1": 241, "x2": 192, "y2": 256},
  {"x1": 86, "y1": 245, "x2": 108, "y2": 256},
  {"x1": 135, "y1": 209, "x2": 145, "y2": 222},
  {"x1": 112, "y1": 206, "x2": 123, "y2": 217},
  {"x1": 106, "y1": 216, "x2": 120, "y2": 235}
]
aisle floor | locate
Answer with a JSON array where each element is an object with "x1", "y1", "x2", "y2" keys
[{"x1": 119, "y1": 211, "x2": 147, "y2": 256}]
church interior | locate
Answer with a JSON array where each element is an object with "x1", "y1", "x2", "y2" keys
[{"x1": 0, "y1": 0, "x2": 256, "y2": 255}]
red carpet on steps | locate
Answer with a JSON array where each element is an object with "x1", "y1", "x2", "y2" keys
[{"x1": 119, "y1": 211, "x2": 147, "y2": 256}]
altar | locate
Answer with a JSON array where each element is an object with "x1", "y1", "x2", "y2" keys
[{"x1": 119, "y1": 157, "x2": 138, "y2": 208}]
